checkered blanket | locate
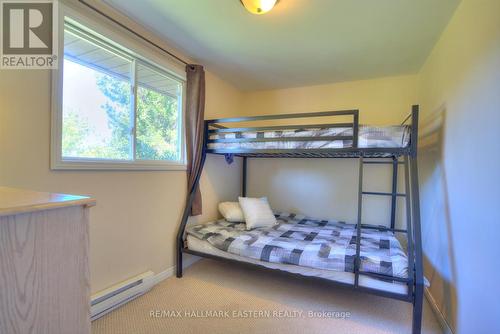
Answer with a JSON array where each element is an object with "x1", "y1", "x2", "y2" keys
[
  {"x1": 208, "y1": 125, "x2": 410, "y2": 150},
  {"x1": 186, "y1": 212, "x2": 408, "y2": 279}
]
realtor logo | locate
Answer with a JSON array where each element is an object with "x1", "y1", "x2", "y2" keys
[{"x1": 0, "y1": 0, "x2": 58, "y2": 69}]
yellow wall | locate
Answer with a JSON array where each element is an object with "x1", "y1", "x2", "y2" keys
[
  {"x1": 0, "y1": 1, "x2": 243, "y2": 294},
  {"x1": 417, "y1": 0, "x2": 500, "y2": 333},
  {"x1": 242, "y1": 75, "x2": 418, "y2": 124}
]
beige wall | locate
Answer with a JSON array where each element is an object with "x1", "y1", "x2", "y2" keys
[
  {"x1": 241, "y1": 75, "x2": 418, "y2": 226},
  {"x1": 416, "y1": 0, "x2": 500, "y2": 333},
  {"x1": 0, "y1": 1, "x2": 243, "y2": 294}
]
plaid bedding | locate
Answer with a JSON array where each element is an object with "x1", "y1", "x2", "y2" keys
[
  {"x1": 208, "y1": 125, "x2": 410, "y2": 150},
  {"x1": 187, "y1": 212, "x2": 408, "y2": 279}
]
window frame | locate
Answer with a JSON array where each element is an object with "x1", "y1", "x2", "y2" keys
[{"x1": 51, "y1": 6, "x2": 187, "y2": 171}]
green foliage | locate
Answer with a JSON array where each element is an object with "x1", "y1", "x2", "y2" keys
[
  {"x1": 96, "y1": 74, "x2": 131, "y2": 159},
  {"x1": 61, "y1": 107, "x2": 92, "y2": 157},
  {"x1": 96, "y1": 74, "x2": 179, "y2": 161},
  {"x1": 136, "y1": 86, "x2": 179, "y2": 160}
]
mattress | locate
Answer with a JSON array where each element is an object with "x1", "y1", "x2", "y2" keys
[
  {"x1": 187, "y1": 236, "x2": 408, "y2": 295},
  {"x1": 208, "y1": 125, "x2": 410, "y2": 150},
  {"x1": 186, "y1": 212, "x2": 410, "y2": 294}
]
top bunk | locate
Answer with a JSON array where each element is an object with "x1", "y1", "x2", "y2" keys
[{"x1": 204, "y1": 105, "x2": 419, "y2": 159}]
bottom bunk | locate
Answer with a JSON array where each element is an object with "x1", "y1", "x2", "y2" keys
[{"x1": 184, "y1": 212, "x2": 412, "y2": 297}]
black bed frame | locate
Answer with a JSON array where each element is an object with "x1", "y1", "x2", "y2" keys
[{"x1": 176, "y1": 105, "x2": 424, "y2": 334}]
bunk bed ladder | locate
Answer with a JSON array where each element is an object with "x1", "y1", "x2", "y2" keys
[
  {"x1": 360, "y1": 158, "x2": 404, "y2": 230},
  {"x1": 355, "y1": 155, "x2": 421, "y2": 334},
  {"x1": 356, "y1": 155, "x2": 408, "y2": 279},
  {"x1": 356, "y1": 155, "x2": 404, "y2": 281}
]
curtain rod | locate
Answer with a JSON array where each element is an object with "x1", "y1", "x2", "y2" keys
[{"x1": 77, "y1": 0, "x2": 190, "y2": 66}]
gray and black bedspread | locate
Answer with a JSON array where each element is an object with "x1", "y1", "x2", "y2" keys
[
  {"x1": 208, "y1": 125, "x2": 410, "y2": 150},
  {"x1": 186, "y1": 212, "x2": 408, "y2": 279}
]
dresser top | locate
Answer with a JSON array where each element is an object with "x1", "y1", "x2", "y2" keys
[{"x1": 0, "y1": 187, "x2": 96, "y2": 217}]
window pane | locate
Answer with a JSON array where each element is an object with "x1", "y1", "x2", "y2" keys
[
  {"x1": 136, "y1": 63, "x2": 182, "y2": 161},
  {"x1": 62, "y1": 29, "x2": 133, "y2": 160}
]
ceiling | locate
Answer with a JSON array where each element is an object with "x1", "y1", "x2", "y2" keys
[{"x1": 103, "y1": 0, "x2": 460, "y2": 91}]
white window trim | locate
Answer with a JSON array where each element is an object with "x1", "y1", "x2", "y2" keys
[{"x1": 51, "y1": 4, "x2": 187, "y2": 171}]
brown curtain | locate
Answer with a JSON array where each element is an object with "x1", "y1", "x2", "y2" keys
[{"x1": 185, "y1": 64, "x2": 205, "y2": 216}]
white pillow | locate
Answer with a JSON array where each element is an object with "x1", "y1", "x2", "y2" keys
[
  {"x1": 218, "y1": 202, "x2": 245, "y2": 222},
  {"x1": 238, "y1": 197, "x2": 277, "y2": 230}
]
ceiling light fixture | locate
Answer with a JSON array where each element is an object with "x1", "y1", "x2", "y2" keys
[{"x1": 240, "y1": 0, "x2": 279, "y2": 15}]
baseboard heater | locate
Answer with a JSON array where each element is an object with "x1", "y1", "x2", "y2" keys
[{"x1": 91, "y1": 271, "x2": 155, "y2": 321}]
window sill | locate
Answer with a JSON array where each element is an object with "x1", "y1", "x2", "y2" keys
[{"x1": 51, "y1": 159, "x2": 187, "y2": 171}]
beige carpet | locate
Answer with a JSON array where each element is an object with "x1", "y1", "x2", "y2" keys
[{"x1": 92, "y1": 259, "x2": 442, "y2": 334}]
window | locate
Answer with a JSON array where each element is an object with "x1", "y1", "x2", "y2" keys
[{"x1": 52, "y1": 17, "x2": 185, "y2": 170}]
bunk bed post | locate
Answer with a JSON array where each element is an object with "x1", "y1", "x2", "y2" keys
[
  {"x1": 390, "y1": 156, "x2": 398, "y2": 230},
  {"x1": 176, "y1": 187, "x2": 198, "y2": 277},
  {"x1": 352, "y1": 110, "x2": 359, "y2": 148},
  {"x1": 409, "y1": 105, "x2": 424, "y2": 334},
  {"x1": 403, "y1": 155, "x2": 415, "y2": 301},
  {"x1": 354, "y1": 154, "x2": 364, "y2": 287},
  {"x1": 176, "y1": 122, "x2": 208, "y2": 278},
  {"x1": 242, "y1": 156, "x2": 247, "y2": 196}
]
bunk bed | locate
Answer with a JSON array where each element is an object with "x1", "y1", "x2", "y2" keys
[{"x1": 176, "y1": 105, "x2": 424, "y2": 334}]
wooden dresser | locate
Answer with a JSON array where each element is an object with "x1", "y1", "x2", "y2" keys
[{"x1": 0, "y1": 187, "x2": 95, "y2": 334}]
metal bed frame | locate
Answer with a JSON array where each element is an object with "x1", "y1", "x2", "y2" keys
[{"x1": 176, "y1": 105, "x2": 423, "y2": 334}]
